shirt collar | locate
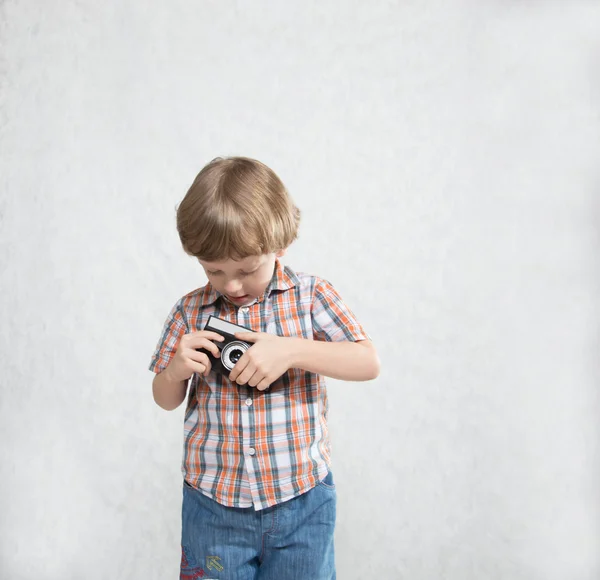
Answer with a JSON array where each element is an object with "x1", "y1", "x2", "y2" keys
[
  {"x1": 268, "y1": 258, "x2": 299, "y2": 293},
  {"x1": 197, "y1": 259, "x2": 298, "y2": 307}
]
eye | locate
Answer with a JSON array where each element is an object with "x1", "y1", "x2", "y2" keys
[{"x1": 207, "y1": 270, "x2": 221, "y2": 276}]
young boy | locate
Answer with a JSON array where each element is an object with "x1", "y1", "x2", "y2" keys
[{"x1": 149, "y1": 157, "x2": 380, "y2": 580}]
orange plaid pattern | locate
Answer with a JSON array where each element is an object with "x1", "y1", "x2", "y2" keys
[{"x1": 149, "y1": 260, "x2": 369, "y2": 510}]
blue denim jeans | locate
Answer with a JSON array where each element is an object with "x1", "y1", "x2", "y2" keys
[{"x1": 180, "y1": 471, "x2": 337, "y2": 579}]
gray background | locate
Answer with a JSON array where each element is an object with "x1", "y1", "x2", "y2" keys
[{"x1": 1, "y1": 1, "x2": 599, "y2": 578}]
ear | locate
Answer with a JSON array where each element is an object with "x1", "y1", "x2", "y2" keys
[{"x1": 276, "y1": 248, "x2": 287, "y2": 258}]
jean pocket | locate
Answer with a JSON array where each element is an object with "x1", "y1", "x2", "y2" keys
[{"x1": 318, "y1": 470, "x2": 336, "y2": 490}]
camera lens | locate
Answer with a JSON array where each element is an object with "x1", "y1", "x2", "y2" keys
[
  {"x1": 221, "y1": 341, "x2": 249, "y2": 371},
  {"x1": 229, "y1": 349, "x2": 243, "y2": 364}
]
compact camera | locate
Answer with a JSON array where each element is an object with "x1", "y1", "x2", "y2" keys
[{"x1": 196, "y1": 315, "x2": 255, "y2": 385}]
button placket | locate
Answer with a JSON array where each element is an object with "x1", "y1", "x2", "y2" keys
[{"x1": 238, "y1": 306, "x2": 250, "y2": 326}]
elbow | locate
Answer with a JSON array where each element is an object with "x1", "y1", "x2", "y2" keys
[
  {"x1": 153, "y1": 394, "x2": 182, "y2": 411},
  {"x1": 373, "y1": 356, "x2": 381, "y2": 379},
  {"x1": 152, "y1": 389, "x2": 169, "y2": 410},
  {"x1": 152, "y1": 375, "x2": 184, "y2": 411},
  {"x1": 356, "y1": 341, "x2": 381, "y2": 381},
  {"x1": 367, "y1": 353, "x2": 381, "y2": 380},
  {"x1": 153, "y1": 394, "x2": 176, "y2": 411}
]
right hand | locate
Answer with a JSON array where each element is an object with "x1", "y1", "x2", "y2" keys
[{"x1": 165, "y1": 331, "x2": 224, "y2": 383}]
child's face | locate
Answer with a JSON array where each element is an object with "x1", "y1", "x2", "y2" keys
[{"x1": 198, "y1": 250, "x2": 285, "y2": 307}]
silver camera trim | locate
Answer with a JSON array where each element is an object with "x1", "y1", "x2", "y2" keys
[{"x1": 221, "y1": 341, "x2": 249, "y2": 371}]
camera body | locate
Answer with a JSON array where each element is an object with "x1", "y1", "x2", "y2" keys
[{"x1": 196, "y1": 315, "x2": 254, "y2": 385}]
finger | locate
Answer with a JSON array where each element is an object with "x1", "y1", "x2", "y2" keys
[
  {"x1": 235, "y1": 364, "x2": 258, "y2": 386},
  {"x1": 187, "y1": 331, "x2": 225, "y2": 348},
  {"x1": 256, "y1": 377, "x2": 271, "y2": 391},
  {"x1": 234, "y1": 332, "x2": 260, "y2": 342},
  {"x1": 248, "y1": 371, "x2": 265, "y2": 388},
  {"x1": 241, "y1": 369, "x2": 259, "y2": 387},
  {"x1": 188, "y1": 351, "x2": 213, "y2": 375},
  {"x1": 189, "y1": 330, "x2": 225, "y2": 341},
  {"x1": 187, "y1": 361, "x2": 208, "y2": 376},
  {"x1": 191, "y1": 338, "x2": 222, "y2": 358},
  {"x1": 228, "y1": 355, "x2": 247, "y2": 382}
]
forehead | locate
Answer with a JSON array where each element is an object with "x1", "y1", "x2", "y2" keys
[{"x1": 198, "y1": 255, "x2": 265, "y2": 271}]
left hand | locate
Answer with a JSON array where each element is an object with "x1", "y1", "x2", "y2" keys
[{"x1": 229, "y1": 332, "x2": 295, "y2": 391}]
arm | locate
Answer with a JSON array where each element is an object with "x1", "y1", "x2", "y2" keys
[
  {"x1": 150, "y1": 300, "x2": 189, "y2": 411},
  {"x1": 152, "y1": 368, "x2": 188, "y2": 411},
  {"x1": 289, "y1": 338, "x2": 380, "y2": 382},
  {"x1": 230, "y1": 333, "x2": 380, "y2": 389},
  {"x1": 152, "y1": 329, "x2": 225, "y2": 410},
  {"x1": 230, "y1": 278, "x2": 380, "y2": 390}
]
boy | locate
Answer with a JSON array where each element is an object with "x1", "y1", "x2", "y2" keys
[{"x1": 149, "y1": 157, "x2": 380, "y2": 580}]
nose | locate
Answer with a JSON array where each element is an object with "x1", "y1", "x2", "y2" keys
[{"x1": 224, "y1": 279, "x2": 243, "y2": 295}]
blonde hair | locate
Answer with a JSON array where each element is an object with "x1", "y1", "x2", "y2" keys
[{"x1": 176, "y1": 157, "x2": 300, "y2": 261}]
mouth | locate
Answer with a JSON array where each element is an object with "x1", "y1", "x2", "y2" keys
[{"x1": 227, "y1": 294, "x2": 250, "y2": 303}]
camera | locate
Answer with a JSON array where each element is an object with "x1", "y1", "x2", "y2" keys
[{"x1": 196, "y1": 315, "x2": 254, "y2": 385}]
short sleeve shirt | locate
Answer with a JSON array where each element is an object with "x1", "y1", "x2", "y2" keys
[{"x1": 149, "y1": 260, "x2": 369, "y2": 510}]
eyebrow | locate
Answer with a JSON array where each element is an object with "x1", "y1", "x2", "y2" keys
[{"x1": 207, "y1": 266, "x2": 257, "y2": 272}]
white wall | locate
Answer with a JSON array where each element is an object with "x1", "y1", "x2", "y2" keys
[{"x1": 1, "y1": 1, "x2": 599, "y2": 578}]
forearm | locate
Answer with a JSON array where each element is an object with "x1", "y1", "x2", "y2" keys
[
  {"x1": 152, "y1": 367, "x2": 188, "y2": 410},
  {"x1": 289, "y1": 338, "x2": 380, "y2": 382}
]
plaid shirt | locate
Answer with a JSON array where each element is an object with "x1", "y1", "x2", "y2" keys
[{"x1": 149, "y1": 260, "x2": 369, "y2": 510}]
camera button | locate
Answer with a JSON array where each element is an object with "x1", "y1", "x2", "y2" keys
[
  {"x1": 245, "y1": 398, "x2": 253, "y2": 406},
  {"x1": 248, "y1": 447, "x2": 256, "y2": 456}
]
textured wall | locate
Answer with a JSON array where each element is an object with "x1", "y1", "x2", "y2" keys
[{"x1": 1, "y1": 1, "x2": 599, "y2": 579}]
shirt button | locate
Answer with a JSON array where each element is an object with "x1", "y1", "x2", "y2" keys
[
  {"x1": 245, "y1": 398, "x2": 253, "y2": 406},
  {"x1": 240, "y1": 307, "x2": 249, "y2": 313},
  {"x1": 248, "y1": 447, "x2": 256, "y2": 456}
]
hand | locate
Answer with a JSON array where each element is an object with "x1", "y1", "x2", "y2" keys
[
  {"x1": 229, "y1": 332, "x2": 296, "y2": 391},
  {"x1": 165, "y1": 330, "x2": 224, "y2": 383}
]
